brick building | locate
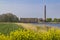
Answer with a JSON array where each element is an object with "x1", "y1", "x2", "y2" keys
[{"x1": 20, "y1": 18, "x2": 43, "y2": 23}]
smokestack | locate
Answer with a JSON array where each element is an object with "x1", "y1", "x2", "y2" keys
[{"x1": 44, "y1": 5, "x2": 46, "y2": 22}]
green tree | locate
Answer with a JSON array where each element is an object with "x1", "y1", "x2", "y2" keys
[
  {"x1": 57, "y1": 19, "x2": 60, "y2": 22},
  {"x1": 0, "y1": 13, "x2": 19, "y2": 22},
  {"x1": 53, "y1": 18, "x2": 58, "y2": 22},
  {"x1": 46, "y1": 18, "x2": 52, "y2": 22}
]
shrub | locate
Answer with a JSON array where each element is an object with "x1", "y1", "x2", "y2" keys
[{"x1": 0, "y1": 28, "x2": 60, "y2": 40}]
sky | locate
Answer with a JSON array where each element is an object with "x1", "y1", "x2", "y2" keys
[{"x1": 0, "y1": 0, "x2": 60, "y2": 18}]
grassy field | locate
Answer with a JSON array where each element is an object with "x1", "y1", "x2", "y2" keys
[
  {"x1": 0, "y1": 23, "x2": 60, "y2": 40},
  {"x1": 0, "y1": 23, "x2": 23, "y2": 35}
]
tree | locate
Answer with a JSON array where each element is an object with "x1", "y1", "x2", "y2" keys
[
  {"x1": 53, "y1": 18, "x2": 58, "y2": 22},
  {"x1": 0, "y1": 13, "x2": 19, "y2": 22},
  {"x1": 46, "y1": 18, "x2": 52, "y2": 22},
  {"x1": 57, "y1": 19, "x2": 60, "y2": 22}
]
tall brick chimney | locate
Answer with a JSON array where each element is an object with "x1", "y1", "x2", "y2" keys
[{"x1": 44, "y1": 5, "x2": 46, "y2": 22}]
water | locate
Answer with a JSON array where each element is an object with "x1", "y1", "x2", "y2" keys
[{"x1": 32, "y1": 22, "x2": 60, "y2": 27}]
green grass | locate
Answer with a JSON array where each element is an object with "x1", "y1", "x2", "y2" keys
[{"x1": 0, "y1": 23, "x2": 23, "y2": 35}]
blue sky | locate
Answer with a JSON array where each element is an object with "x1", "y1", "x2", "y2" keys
[{"x1": 0, "y1": 0, "x2": 60, "y2": 18}]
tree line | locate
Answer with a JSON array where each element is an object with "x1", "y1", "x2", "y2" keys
[
  {"x1": 46, "y1": 18, "x2": 60, "y2": 22},
  {"x1": 0, "y1": 13, "x2": 60, "y2": 22}
]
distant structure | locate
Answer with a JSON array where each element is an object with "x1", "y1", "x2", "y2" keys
[
  {"x1": 43, "y1": 0, "x2": 46, "y2": 22},
  {"x1": 44, "y1": 5, "x2": 46, "y2": 22},
  {"x1": 20, "y1": 18, "x2": 43, "y2": 23}
]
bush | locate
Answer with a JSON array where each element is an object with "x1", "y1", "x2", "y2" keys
[{"x1": 0, "y1": 28, "x2": 60, "y2": 40}]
